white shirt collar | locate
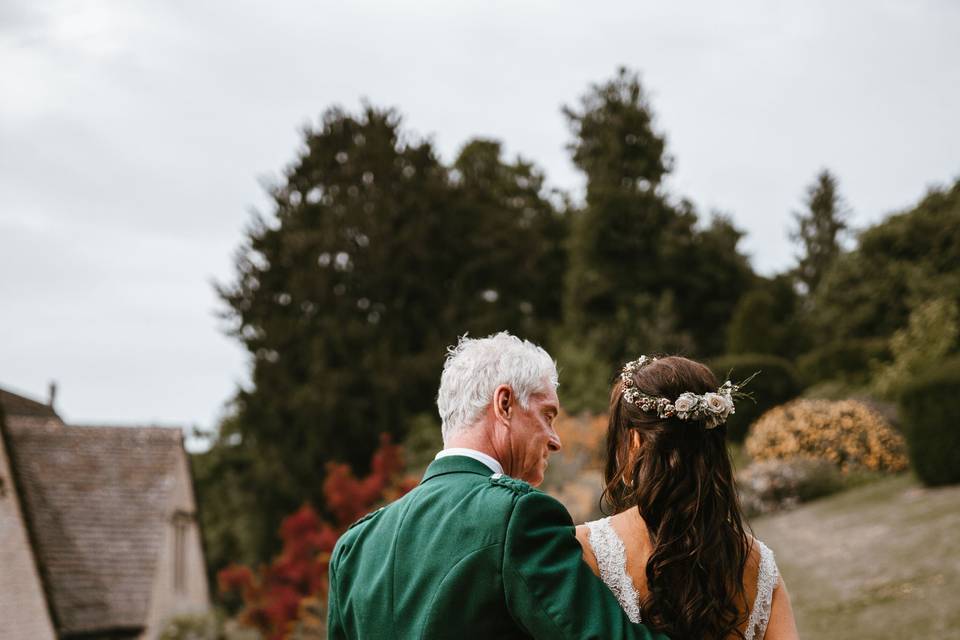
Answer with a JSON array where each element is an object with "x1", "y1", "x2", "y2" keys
[{"x1": 434, "y1": 447, "x2": 504, "y2": 475}]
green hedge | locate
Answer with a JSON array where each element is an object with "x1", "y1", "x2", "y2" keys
[
  {"x1": 796, "y1": 338, "x2": 891, "y2": 387},
  {"x1": 709, "y1": 354, "x2": 802, "y2": 442},
  {"x1": 899, "y1": 357, "x2": 960, "y2": 486}
]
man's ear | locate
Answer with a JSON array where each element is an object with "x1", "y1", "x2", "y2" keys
[{"x1": 493, "y1": 384, "x2": 513, "y2": 425}]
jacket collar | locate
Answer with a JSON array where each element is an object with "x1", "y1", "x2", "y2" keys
[{"x1": 419, "y1": 454, "x2": 496, "y2": 485}]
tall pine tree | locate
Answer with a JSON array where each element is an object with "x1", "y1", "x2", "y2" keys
[
  {"x1": 563, "y1": 67, "x2": 683, "y2": 364},
  {"x1": 562, "y1": 68, "x2": 751, "y2": 367},
  {"x1": 791, "y1": 169, "x2": 849, "y2": 295}
]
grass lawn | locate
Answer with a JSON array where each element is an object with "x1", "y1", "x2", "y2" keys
[{"x1": 750, "y1": 474, "x2": 960, "y2": 639}]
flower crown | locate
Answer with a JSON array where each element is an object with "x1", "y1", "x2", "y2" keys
[{"x1": 619, "y1": 356, "x2": 756, "y2": 429}]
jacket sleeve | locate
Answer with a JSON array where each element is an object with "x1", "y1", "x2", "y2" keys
[{"x1": 502, "y1": 490, "x2": 669, "y2": 640}]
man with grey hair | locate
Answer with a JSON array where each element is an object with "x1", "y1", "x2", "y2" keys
[
  {"x1": 435, "y1": 331, "x2": 561, "y2": 486},
  {"x1": 327, "y1": 332, "x2": 667, "y2": 640}
]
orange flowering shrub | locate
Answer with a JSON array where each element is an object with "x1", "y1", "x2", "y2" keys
[
  {"x1": 552, "y1": 411, "x2": 608, "y2": 470},
  {"x1": 219, "y1": 434, "x2": 416, "y2": 640},
  {"x1": 745, "y1": 399, "x2": 908, "y2": 473},
  {"x1": 541, "y1": 412, "x2": 610, "y2": 523}
]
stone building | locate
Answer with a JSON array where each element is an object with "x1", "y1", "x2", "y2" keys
[{"x1": 0, "y1": 387, "x2": 210, "y2": 639}]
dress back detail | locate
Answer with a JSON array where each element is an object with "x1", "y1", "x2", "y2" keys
[
  {"x1": 584, "y1": 516, "x2": 778, "y2": 640},
  {"x1": 585, "y1": 517, "x2": 643, "y2": 623}
]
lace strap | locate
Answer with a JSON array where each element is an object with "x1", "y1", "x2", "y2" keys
[
  {"x1": 744, "y1": 540, "x2": 779, "y2": 640},
  {"x1": 585, "y1": 517, "x2": 642, "y2": 623}
]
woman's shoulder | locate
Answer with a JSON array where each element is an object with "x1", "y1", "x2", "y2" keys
[
  {"x1": 574, "y1": 521, "x2": 592, "y2": 551},
  {"x1": 574, "y1": 518, "x2": 608, "y2": 576},
  {"x1": 745, "y1": 536, "x2": 778, "y2": 582},
  {"x1": 740, "y1": 536, "x2": 781, "y2": 640},
  {"x1": 741, "y1": 537, "x2": 779, "y2": 595}
]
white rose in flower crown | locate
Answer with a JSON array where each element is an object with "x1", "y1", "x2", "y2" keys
[
  {"x1": 674, "y1": 392, "x2": 699, "y2": 413},
  {"x1": 722, "y1": 394, "x2": 735, "y2": 413},
  {"x1": 704, "y1": 393, "x2": 727, "y2": 414}
]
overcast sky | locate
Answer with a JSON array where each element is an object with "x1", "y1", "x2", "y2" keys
[{"x1": 1, "y1": 0, "x2": 958, "y2": 434}]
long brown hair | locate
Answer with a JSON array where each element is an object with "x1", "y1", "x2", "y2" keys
[{"x1": 603, "y1": 355, "x2": 750, "y2": 640}]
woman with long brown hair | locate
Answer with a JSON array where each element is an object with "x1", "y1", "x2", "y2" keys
[{"x1": 575, "y1": 355, "x2": 799, "y2": 639}]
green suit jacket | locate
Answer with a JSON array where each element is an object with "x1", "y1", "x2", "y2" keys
[{"x1": 327, "y1": 455, "x2": 668, "y2": 639}]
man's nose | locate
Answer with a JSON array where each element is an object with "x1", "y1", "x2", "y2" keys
[{"x1": 548, "y1": 431, "x2": 561, "y2": 453}]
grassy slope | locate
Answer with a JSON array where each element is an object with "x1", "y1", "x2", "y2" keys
[{"x1": 750, "y1": 474, "x2": 960, "y2": 639}]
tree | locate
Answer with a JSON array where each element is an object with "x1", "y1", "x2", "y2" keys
[
  {"x1": 810, "y1": 178, "x2": 960, "y2": 344},
  {"x1": 192, "y1": 414, "x2": 268, "y2": 584},
  {"x1": 791, "y1": 169, "x2": 849, "y2": 294},
  {"x1": 873, "y1": 298, "x2": 960, "y2": 398},
  {"x1": 447, "y1": 139, "x2": 567, "y2": 344},
  {"x1": 563, "y1": 67, "x2": 670, "y2": 192},
  {"x1": 211, "y1": 105, "x2": 567, "y2": 563},
  {"x1": 214, "y1": 105, "x2": 453, "y2": 560},
  {"x1": 562, "y1": 68, "x2": 685, "y2": 364},
  {"x1": 672, "y1": 212, "x2": 755, "y2": 355},
  {"x1": 726, "y1": 275, "x2": 808, "y2": 358},
  {"x1": 561, "y1": 68, "x2": 752, "y2": 369}
]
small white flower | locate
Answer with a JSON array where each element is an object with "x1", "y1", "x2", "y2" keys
[
  {"x1": 722, "y1": 394, "x2": 735, "y2": 412},
  {"x1": 704, "y1": 393, "x2": 727, "y2": 414},
  {"x1": 674, "y1": 392, "x2": 698, "y2": 413}
]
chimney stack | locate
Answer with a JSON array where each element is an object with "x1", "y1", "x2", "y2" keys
[{"x1": 48, "y1": 381, "x2": 57, "y2": 409}]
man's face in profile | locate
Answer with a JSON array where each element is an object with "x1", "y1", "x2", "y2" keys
[{"x1": 508, "y1": 386, "x2": 562, "y2": 486}]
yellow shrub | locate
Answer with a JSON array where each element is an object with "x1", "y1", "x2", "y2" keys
[{"x1": 745, "y1": 399, "x2": 908, "y2": 473}]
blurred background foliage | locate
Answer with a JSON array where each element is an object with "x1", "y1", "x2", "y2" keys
[{"x1": 189, "y1": 66, "x2": 960, "y2": 631}]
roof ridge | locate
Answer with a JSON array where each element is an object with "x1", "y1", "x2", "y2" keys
[
  {"x1": 68, "y1": 423, "x2": 183, "y2": 431},
  {"x1": 0, "y1": 386, "x2": 59, "y2": 419}
]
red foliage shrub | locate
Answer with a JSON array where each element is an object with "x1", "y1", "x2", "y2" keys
[{"x1": 218, "y1": 434, "x2": 414, "y2": 639}]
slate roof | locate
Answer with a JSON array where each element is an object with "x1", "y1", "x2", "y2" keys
[
  {"x1": 0, "y1": 387, "x2": 60, "y2": 419},
  {"x1": 0, "y1": 388, "x2": 186, "y2": 638}
]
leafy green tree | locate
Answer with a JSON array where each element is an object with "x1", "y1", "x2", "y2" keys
[
  {"x1": 791, "y1": 169, "x2": 849, "y2": 294},
  {"x1": 448, "y1": 139, "x2": 567, "y2": 343},
  {"x1": 210, "y1": 105, "x2": 566, "y2": 563},
  {"x1": 726, "y1": 275, "x2": 808, "y2": 358},
  {"x1": 673, "y1": 212, "x2": 755, "y2": 355},
  {"x1": 563, "y1": 67, "x2": 670, "y2": 191},
  {"x1": 810, "y1": 179, "x2": 960, "y2": 344},
  {"x1": 215, "y1": 106, "x2": 452, "y2": 550},
  {"x1": 563, "y1": 67, "x2": 675, "y2": 355},
  {"x1": 192, "y1": 417, "x2": 265, "y2": 587},
  {"x1": 873, "y1": 298, "x2": 960, "y2": 398},
  {"x1": 551, "y1": 338, "x2": 614, "y2": 415},
  {"x1": 562, "y1": 68, "x2": 752, "y2": 366}
]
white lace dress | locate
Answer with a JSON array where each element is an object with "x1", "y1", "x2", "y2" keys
[{"x1": 585, "y1": 517, "x2": 779, "y2": 640}]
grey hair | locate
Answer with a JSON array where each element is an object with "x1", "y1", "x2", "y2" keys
[{"x1": 436, "y1": 332, "x2": 559, "y2": 442}]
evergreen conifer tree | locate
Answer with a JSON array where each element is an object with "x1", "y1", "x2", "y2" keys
[
  {"x1": 562, "y1": 68, "x2": 751, "y2": 364},
  {"x1": 209, "y1": 105, "x2": 565, "y2": 562},
  {"x1": 791, "y1": 169, "x2": 849, "y2": 294}
]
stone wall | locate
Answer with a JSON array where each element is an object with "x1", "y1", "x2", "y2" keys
[
  {"x1": 0, "y1": 424, "x2": 57, "y2": 640},
  {"x1": 142, "y1": 445, "x2": 211, "y2": 639}
]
